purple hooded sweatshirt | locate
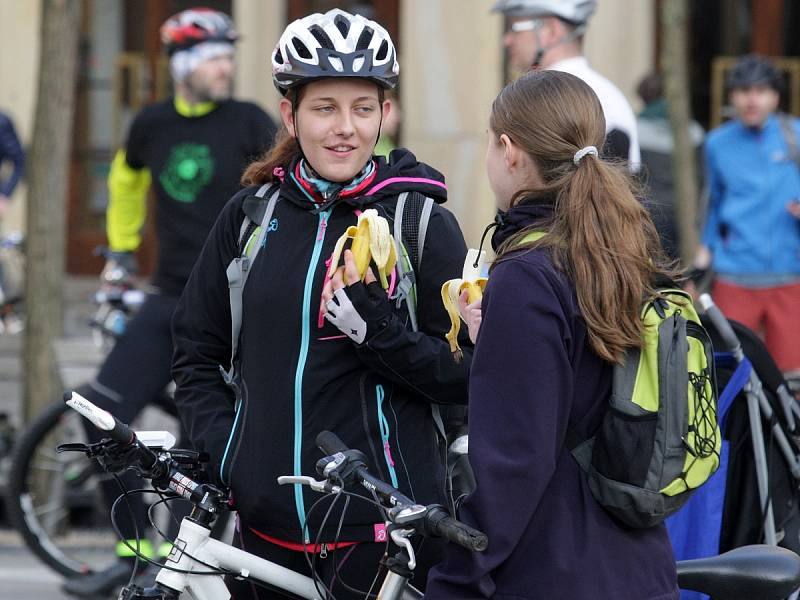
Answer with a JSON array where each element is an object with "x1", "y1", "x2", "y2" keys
[{"x1": 425, "y1": 201, "x2": 679, "y2": 599}]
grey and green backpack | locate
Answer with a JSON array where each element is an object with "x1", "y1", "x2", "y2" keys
[
  {"x1": 520, "y1": 231, "x2": 721, "y2": 528},
  {"x1": 571, "y1": 288, "x2": 721, "y2": 528}
]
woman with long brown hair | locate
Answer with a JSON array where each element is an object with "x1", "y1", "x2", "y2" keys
[{"x1": 425, "y1": 70, "x2": 679, "y2": 598}]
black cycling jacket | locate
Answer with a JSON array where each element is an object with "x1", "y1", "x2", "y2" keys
[{"x1": 172, "y1": 149, "x2": 472, "y2": 543}]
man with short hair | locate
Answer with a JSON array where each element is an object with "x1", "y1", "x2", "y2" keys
[
  {"x1": 695, "y1": 54, "x2": 800, "y2": 375},
  {"x1": 491, "y1": 0, "x2": 640, "y2": 167},
  {"x1": 62, "y1": 8, "x2": 276, "y2": 597}
]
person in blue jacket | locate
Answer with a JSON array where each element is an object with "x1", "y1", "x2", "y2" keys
[
  {"x1": 693, "y1": 54, "x2": 800, "y2": 374},
  {"x1": 0, "y1": 110, "x2": 25, "y2": 215},
  {"x1": 425, "y1": 70, "x2": 679, "y2": 599}
]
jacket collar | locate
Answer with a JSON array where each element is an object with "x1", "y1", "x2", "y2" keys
[{"x1": 492, "y1": 195, "x2": 556, "y2": 250}]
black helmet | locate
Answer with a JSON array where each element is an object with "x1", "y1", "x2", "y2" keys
[{"x1": 726, "y1": 55, "x2": 782, "y2": 92}]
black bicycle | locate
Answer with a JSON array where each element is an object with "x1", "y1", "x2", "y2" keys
[{"x1": 3, "y1": 277, "x2": 176, "y2": 578}]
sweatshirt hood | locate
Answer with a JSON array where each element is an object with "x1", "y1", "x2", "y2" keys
[
  {"x1": 277, "y1": 148, "x2": 448, "y2": 211},
  {"x1": 491, "y1": 196, "x2": 556, "y2": 250}
]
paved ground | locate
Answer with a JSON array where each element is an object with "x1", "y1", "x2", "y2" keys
[
  {"x1": 0, "y1": 529, "x2": 74, "y2": 599},
  {"x1": 0, "y1": 277, "x2": 120, "y2": 599}
]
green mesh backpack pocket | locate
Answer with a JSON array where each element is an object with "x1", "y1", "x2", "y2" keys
[{"x1": 571, "y1": 289, "x2": 721, "y2": 528}]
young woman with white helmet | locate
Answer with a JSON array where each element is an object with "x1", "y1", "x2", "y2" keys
[{"x1": 171, "y1": 9, "x2": 471, "y2": 598}]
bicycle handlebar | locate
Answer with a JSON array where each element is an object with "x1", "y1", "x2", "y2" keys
[
  {"x1": 423, "y1": 506, "x2": 488, "y2": 552},
  {"x1": 62, "y1": 399, "x2": 488, "y2": 553},
  {"x1": 63, "y1": 391, "x2": 215, "y2": 509},
  {"x1": 65, "y1": 390, "x2": 137, "y2": 446},
  {"x1": 316, "y1": 430, "x2": 488, "y2": 552},
  {"x1": 698, "y1": 294, "x2": 742, "y2": 354},
  {"x1": 316, "y1": 430, "x2": 415, "y2": 507}
]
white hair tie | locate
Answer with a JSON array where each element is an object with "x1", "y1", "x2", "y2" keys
[{"x1": 573, "y1": 145, "x2": 598, "y2": 165}]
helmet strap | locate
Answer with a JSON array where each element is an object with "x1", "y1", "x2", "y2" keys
[
  {"x1": 529, "y1": 21, "x2": 587, "y2": 70},
  {"x1": 374, "y1": 86, "x2": 386, "y2": 152},
  {"x1": 290, "y1": 89, "x2": 309, "y2": 163}
]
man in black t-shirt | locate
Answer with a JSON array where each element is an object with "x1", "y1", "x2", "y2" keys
[{"x1": 63, "y1": 8, "x2": 276, "y2": 598}]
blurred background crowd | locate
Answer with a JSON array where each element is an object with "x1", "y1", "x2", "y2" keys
[{"x1": 0, "y1": 0, "x2": 798, "y2": 444}]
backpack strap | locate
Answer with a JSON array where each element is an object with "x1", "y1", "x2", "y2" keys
[
  {"x1": 778, "y1": 113, "x2": 800, "y2": 170},
  {"x1": 225, "y1": 183, "x2": 279, "y2": 379},
  {"x1": 393, "y1": 192, "x2": 435, "y2": 332},
  {"x1": 394, "y1": 192, "x2": 446, "y2": 443}
]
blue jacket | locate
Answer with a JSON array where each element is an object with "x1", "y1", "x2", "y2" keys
[
  {"x1": 425, "y1": 202, "x2": 678, "y2": 600},
  {"x1": 701, "y1": 114, "x2": 800, "y2": 278},
  {"x1": 0, "y1": 112, "x2": 24, "y2": 198}
]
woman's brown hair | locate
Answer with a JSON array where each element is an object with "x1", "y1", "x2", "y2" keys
[
  {"x1": 242, "y1": 89, "x2": 303, "y2": 186},
  {"x1": 490, "y1": 70, "x2": 678, "y2": 364}
]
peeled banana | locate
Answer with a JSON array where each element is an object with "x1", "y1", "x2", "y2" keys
[
  {"x1": 327, "y1": 209, "x2": 397, "y2": 288},
  {"x1": 441, "y1": 249, "x2": 488, "y2": 362}
]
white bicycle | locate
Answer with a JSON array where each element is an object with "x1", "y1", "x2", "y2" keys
[
  {"x1": 59, "y1": 391, "x2": 800, "y2": 600},
  {"x1": 58, "y1": 391, "x2": 487, "y2": 599}
]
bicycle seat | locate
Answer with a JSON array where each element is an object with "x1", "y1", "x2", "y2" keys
[{"x1": 676, "y1": 545, "x2": 800, "y2": 600}]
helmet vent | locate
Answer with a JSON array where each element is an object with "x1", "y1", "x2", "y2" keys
[
  {"x1": 309, "y1": 25, "x2": 334, "y2": 49},
  {"x1": 334, "y1": 14, "x2": 351, "y2": 37},
  {"x1": 356, "y1": 26, "x2": 374, "y2": 51},
  {"x1": 375, "y1": 40, "x2": 389, "y2": 61},
  {"x1": 292, "y1": 37, "x2": 312, "y2": 59},
  {"x1": 329, "y1": 56, "x2": 344, "y2": 72}
]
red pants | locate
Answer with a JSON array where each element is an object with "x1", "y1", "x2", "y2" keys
[{"x1": 712, "y1": 279, "x2": 800, "y2": 372}]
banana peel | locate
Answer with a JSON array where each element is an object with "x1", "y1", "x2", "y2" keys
[
  {"x1": 441, "y1": 249, "x2": 488, "y2": 362},
  {"x1": 327, "y1": 209, "x2": 397, "y2": 288}
]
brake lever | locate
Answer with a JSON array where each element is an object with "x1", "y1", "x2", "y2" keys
[
  {"x1": 389, "y1": 527, "x2": 417, "y2": 570},
  {"x1": 56, "y1": 442, "x2": 92, "y2": 454},
  {"x1": 277, "y1": 475, "x2": 341, "y2": 494},
  {"x1": 56, "y1": 439, "x2": 121, "y2": 458}
]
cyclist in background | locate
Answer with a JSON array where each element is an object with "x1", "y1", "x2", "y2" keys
[
  {"x1": 692, "y1": 55, "x2": 800, "y2": 375},
  {"x1": 62, "y1": 8, "x2": 276, "y2": 598},
  {"x1": 0, "y1": 109, "x2": 24, "y2": 217},
  {"x1": 172, "y1": 9, "x2": 471, "y2": 599},
  {"x1": 426, "y1": 70, "x2": 678, "y2": 599},
  {"x1": 491, "y1": 0, "x2": 640, "y2": 168}
]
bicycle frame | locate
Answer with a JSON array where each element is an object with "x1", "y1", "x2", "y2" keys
[{"x1": 154, "y1": 517, "x2": 422, "y2": 600}]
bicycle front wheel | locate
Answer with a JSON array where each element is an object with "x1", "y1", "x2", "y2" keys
[{"x1": 5, "y1": 401, "x2": 118, "y2": 577}]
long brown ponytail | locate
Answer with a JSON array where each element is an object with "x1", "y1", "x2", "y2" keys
[{"x1": 490, "y1": 70, "x2": 678, "y2": 364}]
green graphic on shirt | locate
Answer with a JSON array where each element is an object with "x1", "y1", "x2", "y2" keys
[{"x1": 159, "y1": 143, "x2": 214, "y2": 203}]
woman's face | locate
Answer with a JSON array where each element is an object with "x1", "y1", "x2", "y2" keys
[
  {"x1": 485, "y1": 126, "x2": 543, "y2": 211},
  {"x1": 280, "y1": 78, "x2": 390, "y2": 182},
  {"x1": 486, "y1": 128, "x2": 518, "y2": 211}
]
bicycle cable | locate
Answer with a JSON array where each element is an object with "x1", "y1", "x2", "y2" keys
[
  {"x1": 110, "y1": 487, "x2": 230, "y2": 577},
  {"x1": 302, "y1": 489, "x2": 344, "y2": 600},
  {"x1": 111, "y1": 475, "x2": 149, "y2": 588},
  {"x1": 142, "y1": 490, "x2": 336, "y2": 598}
]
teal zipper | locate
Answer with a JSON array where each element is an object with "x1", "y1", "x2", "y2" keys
[
  {"x1": 294, "y1": 209, "x2": 331, "y2": 543},
  {"x1": 376, "y1": 384, "x2": 399, "y2": 487},
  {"x1": 219, "y1": 399, "x2": 242, "y2": 485}
]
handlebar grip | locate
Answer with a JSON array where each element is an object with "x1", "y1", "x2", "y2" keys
[
  {"x1": 64, "y1": 390, "x2": 136, "y2": 445},
  {"x1": 427, "y1": 507, "x2": 488, "y2": 552},
  {"x1": 316, "y1": 430, "x2": 349, "y2": 455},
  {"x1": 698, "y1": 294, "x2": 742, "y2": 353}
]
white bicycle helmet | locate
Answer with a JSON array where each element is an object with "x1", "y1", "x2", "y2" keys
[
  {"x1": 272, "y1": 9, "x2": 399, "y2": 95},
  {"x1": 491, "y1": 0, "x2": 597, "y2": 25}
]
